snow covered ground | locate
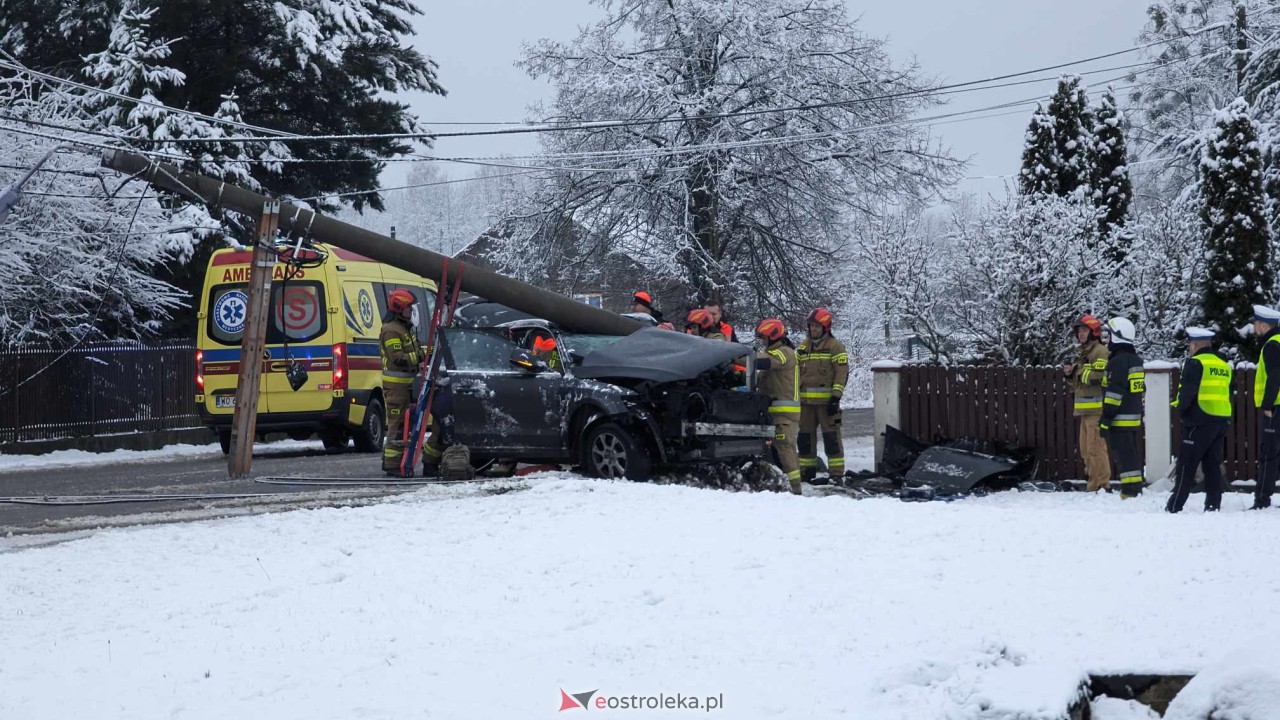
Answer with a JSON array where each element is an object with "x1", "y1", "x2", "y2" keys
[
  {"x1": 3, "y1": 440, "x2": 1279, "y2": 719},
  {"x1": 0, "y1": 439, "x2": 323, "y2": 472}
]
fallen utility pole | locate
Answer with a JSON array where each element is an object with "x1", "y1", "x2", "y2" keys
[
  {"x1": 101, "y1": 150, "x2": 644, "y2": 336},
  {"x1": 227, "y1": 200, "x2": 279, "y2": 478}
]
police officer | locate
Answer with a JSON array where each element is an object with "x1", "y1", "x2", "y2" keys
[
  {"x1": 796, "y1": 308, "x2": 849, "y2": 482},
  {"x1": 1167, "y1": 327, "x2": 1232, "y2": 513},
  {"x1": 1065, "y1": 314, "x2": 1110, "y2": 491},
  {"x1": 754, "y1": 318, "x2": 802, "y2": 495},
  {"x1": 1252, "y1": 304, "x2": 1280, "y2": 509},
  {"x1": 1100, "y1": 317, "x2": 1146, "y2": 498}
]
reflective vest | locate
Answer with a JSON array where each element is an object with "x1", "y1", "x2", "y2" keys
[
  {"x1": 1196, "y1": 354, "x2": 1233, "y2": 418},
  {"x1": 1255, "y1": 334, "x2": 1280, "y2": 407}
]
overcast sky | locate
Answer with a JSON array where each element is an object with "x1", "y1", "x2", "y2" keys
[{"x1": 395, "y1": 0, "x2": 1153, "y2": 197}]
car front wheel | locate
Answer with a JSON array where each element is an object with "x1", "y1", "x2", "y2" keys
[{"x1": 583, "y1": 422, "x2": 652, "y2": 481}]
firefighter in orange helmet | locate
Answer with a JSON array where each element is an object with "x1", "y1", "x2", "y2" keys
[
  {"x1": 796, "y1": 308, "x2": 849, "y2": 482},
  {"x1": 379, "y1": 289, "x2": 442, "y2": 476},
  {"x1": 1063, "y1": 313, "x2": 1110, "y2": 491},
  {"x1": 754, "y1": 318, "x2": 802, "y2": 494},
  {"x1": 685, "y1": 308, "x2": 725, "y2": 341}
]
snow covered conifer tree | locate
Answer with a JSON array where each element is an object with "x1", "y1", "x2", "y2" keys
[
  {"x1": 1019, "y1": 104, "x2": 1058, "y2": 196},
  {"x1": 1092, "y1": 88, "x2": 1134, "y2": 262},
  {"x1": 1046, "y1": 76, "x2": 1094, "y2": 200},
  {"x1": 1200, "y1": 98, "x2": 1274, "y2": 351}
]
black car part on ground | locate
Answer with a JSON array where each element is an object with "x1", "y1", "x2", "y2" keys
[{"x1": 836, "y1": 426, "x2": 1039, "y2": 501}]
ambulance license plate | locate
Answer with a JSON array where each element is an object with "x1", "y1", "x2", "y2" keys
[{"x1": 215, "y1": 396, "x2": 236, "y2": 408}]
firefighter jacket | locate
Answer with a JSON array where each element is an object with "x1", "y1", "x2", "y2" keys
[
  {"x1": 379, "y1": 316, "x2": 423, "y2": 386},
  {"x1": 797, "y1": 333, "x2": 849, "y2": 405},
  {"x1": 1071, "y1": 339, "x2": 1109, "y2": 416},
  {"x1": 756, "y1": 340, "x2": 799, "y2": 418},
  {"x1": 1174, "y1": 348, "x2": 1232, "y2": 426},
  {"x1": 1101, "y1": 344, "x2": 1145, "y2": 431},
  {"x1": 1255, "y1": 329, "x2": 1280, "y2": 408}
]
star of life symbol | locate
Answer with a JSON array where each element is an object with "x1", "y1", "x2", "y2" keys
[{"x1": 214, "y1": 290, "x2": 249, "y2": 335}]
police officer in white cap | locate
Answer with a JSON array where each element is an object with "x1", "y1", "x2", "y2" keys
[
  {"x1": 1100, "y1": 317, "x2": 1146, "y2": 497},
  {"x1": 1251, "y1": 304, "x2": 1280, "y2": 508},
  {"x1": 1167, "y1": 327, "x2": 1232, "y2": 513}
]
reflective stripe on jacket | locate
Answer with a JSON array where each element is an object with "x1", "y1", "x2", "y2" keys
[
  {"x1": 757, "y1": 342, "x2": 799, "y2": 414},
  {"x1": 380, "y1": 316, "x2": 422, "y2": 384},
  {"x1": 1072, "y1": 339, "x2": 1108, "y2": 416},
  {"x1": 796, "y1": 334, "x2": 849, "y2": 405}
]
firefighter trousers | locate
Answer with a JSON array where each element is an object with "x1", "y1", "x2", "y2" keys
[
  {"x1": 1255, "y1": 411, "x2": 1280, "y2": 509},
  {"x1": 771, "y1": 415, "x2": 802, "y2": 495},
  {"x1": 798, "y1": 404, "x2": 843, "y2": 480},
  {"x1": 382, "y1": 383, "x2": 443, "y2": 473},
  {"x1": 1077, "y1": 414, "x2": 1110, "y2": 492},
  {"x1": 1106, "y1": 428, "x2": 1143, "y2": 497},
  {"x1": 1167, "y1": 422, "x2": 1227, "y2": 513}
]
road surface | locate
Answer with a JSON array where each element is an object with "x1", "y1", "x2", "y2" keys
[{"x1": 0, "y1": 409, "x2": 874, "y2": 537}]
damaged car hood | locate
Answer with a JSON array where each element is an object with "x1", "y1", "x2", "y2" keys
[{"x1": 577, "y1": 327, "x2": 750, "y2": 382}]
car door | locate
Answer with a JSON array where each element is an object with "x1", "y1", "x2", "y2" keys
[{"x1": 440, "y1": 328, "x2": 565, "y2": 458}]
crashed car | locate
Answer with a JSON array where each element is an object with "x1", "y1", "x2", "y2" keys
[{"x1": 434, "y1": 312, "x2": 775, "y2": 480}]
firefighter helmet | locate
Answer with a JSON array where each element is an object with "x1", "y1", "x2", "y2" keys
[
  {"x1": 685, "y1": 308, "x2": 715, "y2": 331},
  {"x1": 1105, "y1": 317, "x2": 1137, "y2": 344},
  {"x1": 755, "y1": 318, "x2": 787, "y2": 342},
  {"x1": 807, "y1": 307, "x2": 833, "y2": 332},
  {"x1": 632, "y1": 291, "x2": 653, "y2": 309},
  {"x1": 387, "y1": 288, "x2": 415, "y2": 314},
  {"x1": 532, "y1": 335, "x2": 557, "y2": 352},
  {"x1": 1072, "y1": 314, "x2": 1103, "y2": 338}
]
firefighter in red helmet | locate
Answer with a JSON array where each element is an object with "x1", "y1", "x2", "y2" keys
[
  {"x1": 379, "y1": 289, "x2": 442, "y2": 476},
  {"x1": 685, "y1": 308, "x2": 725, "y2": 340},
  {"x1": 796, "y1": 308, "x2": 849, "y2": 483},
  {"x1": 754, "y1": 318, "x2": 802, "y2": 494},
  {"x1": 1063, "y1": 313, "x2": 1110, "y2": 491}
]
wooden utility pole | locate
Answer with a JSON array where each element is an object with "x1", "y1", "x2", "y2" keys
[{"x1": 227, "y1": 200, "x2": 280, "y2": 478}]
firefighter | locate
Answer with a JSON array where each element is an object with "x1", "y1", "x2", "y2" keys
[
  {"x1": 1100, "y1": 317, "x2": 1146, "y2": 498},
  {"x1": 754, "y1": 318, "x2": 802, "y2": 494},
  {"x1": 1064, "y1": 314, "x2": 1110, "y2": 492},
  {"x1": 1252, "y1": 304, "x2": 1280, "y2": 509},
  {"x1": 1167, "y1": 327, "x2": 1232, "y2": 513},
  {"x1": 703, "y1": 302, "x2": 738, "y2": 342},
  {"x1": 685, "y1": 308, "x2": 726, "y2": 341},
  {"x1": 796, "y1": 308, "x2": 849, "y2": 483},
  {"x1": 531, "y1": 334, "x2": 563, "y2": 372},
  {"x1": 379, "y1": 289, "x2": 443, "y2": 476},
  {"x1": 631, "y1": 291, "x2": 664, "y2": 323}
]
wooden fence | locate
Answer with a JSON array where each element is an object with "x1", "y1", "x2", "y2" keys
[
  {"x1": 0, "y1": 343, "x2": 200, "y2": 444},
  {"x1": 897, "y1": 364, "x2": 1260, "y2": 482}
]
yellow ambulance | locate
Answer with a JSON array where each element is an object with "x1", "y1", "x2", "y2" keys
[{"x1": 195, "y1": 243, "x2": 437, "y2": 454}]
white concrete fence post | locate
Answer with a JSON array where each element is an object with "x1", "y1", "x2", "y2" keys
[
  {"x1": 871, "y1": 361, "x2": 903, "y2": 472},
  {"x1": 1144, "y1": 362, "x2": 1176, "y2": 483}
]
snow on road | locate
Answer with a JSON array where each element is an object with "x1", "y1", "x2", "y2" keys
[
  {"x1": 0, "y1": 439, "x2": 324, "y2": 472},
  {"x1": 3, "y1": 462, "x2": 1280, "y2": 719}
]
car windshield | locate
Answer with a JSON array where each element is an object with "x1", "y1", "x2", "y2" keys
[{"x1": 559, "y1": 333, "x2": 623, "y2": 359}]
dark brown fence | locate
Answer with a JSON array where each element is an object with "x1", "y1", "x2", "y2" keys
[
  {"x1": 0, "y1": 343, "x2": 200, "y2": 444},
  {"x1": 898, "y1": 364, "x2": 1261, "y2": 482}
]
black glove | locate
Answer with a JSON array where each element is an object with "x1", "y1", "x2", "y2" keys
[
  {"x1": 1099, "y1": 421, "x2": 1110, "y2": 439},
  {"x1": 827, "y1": 397, "x2": 841, "y2": 415}
]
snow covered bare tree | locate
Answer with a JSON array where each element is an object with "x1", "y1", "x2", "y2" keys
[
  {"x1": 1199, "y1": 98, "x2": 1273, "y2": 353},
  {"x1": 1126, "y1": 199, "x2": 1208, "y2": 359},
  {"x1": 505, "y1": 0, "x2": 960, "y2": 316}
]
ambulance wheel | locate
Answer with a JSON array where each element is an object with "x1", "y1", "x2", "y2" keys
[
  {"x1": 320, "y1": 429, "x2": 348, "y2": 451},
  {"x1": 354, "y1": 397, "x2": 385, "y2": 453},
  {"x1": 218, "y1": 432, "x2": 231, "y2": 455}
]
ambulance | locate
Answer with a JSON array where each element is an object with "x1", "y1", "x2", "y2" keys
[{"x1": 195, "y1": 243, "x2": 437, "y2": 454}]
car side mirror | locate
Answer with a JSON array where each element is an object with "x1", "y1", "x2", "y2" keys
[
  {"x1": 755, "y1": 357, "x2": 772, "y2": 371},
  {"x1": 509, "y1": 348, "x2": 549, "y2": 373}
]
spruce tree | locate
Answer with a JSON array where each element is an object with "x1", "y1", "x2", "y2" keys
[
  {"x1": 1200, "y1": 98, "x2": 1274, "y2": 351},
  {"x1": 1019, "y1": 103, "x2": 1057, "y2": 196},
  {"x1": 1047, "y1": 75, "x2": 1093, "y2": 199},
  {"x1": 1092, "y1": 88, "x2": 1134, "y2": 262}
]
